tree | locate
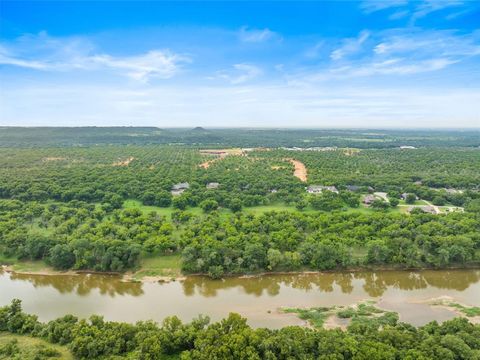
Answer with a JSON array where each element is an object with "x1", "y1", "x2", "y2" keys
[
  {"x1": 172, "y1": 196, "x2": 188, "y2": 210},
  {"x1": 389, "y1": 198, "x2": 399, "y2": 207},
  {"x1": 48, "y1": 244, "x2": 75, "y2": 270},
  {"x1": 155, "y1": 191, "x2": 172, "y2": 207},
  {"x1": 295, "y1": 199, "x2": 308, "y2": 211},
  {"x1": 371, "y1": 199, "x2": 389, "y2": 210},
  {"x1": 142, "y1": 191, "x2": 156, "y2": 206},
  {"x1": 200, "y1": 199, "x2": 219, "y2": 213},
  {"x1": 432, "y1": 196, "x2": 446, "y2": 206},
  {"x1": 229, "y1": 198, "x2": 242, "y2": 213},
  {"x1": 405, "y1": 193, "x2": 417, "y2": 204}
]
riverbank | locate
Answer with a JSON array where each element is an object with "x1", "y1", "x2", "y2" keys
[
  {"x1": 2, "y1": 268, "x2": 480, "y2": 328},
  {"x1": 2, "y1": 259, "x2": 480, "y2": 284}
]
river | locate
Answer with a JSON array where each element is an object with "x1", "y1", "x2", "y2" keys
[{"x1": 1, "y1": 269, "x2": 479, "y2": 328}]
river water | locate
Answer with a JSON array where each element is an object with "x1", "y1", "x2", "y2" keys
[{"x1": 1, "y1": 269, "x2": 479, "y2": 328}]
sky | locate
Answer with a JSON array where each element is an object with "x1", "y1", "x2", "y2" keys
[{"x1": 0, "y1": 1, "x2": 479, "y2": 128}]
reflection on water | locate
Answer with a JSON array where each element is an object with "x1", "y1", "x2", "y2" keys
[
  {"x1": 181, "y1": 270, "x2": 480, "y2": 298},
  {"x1": 1, "y1": 269, "x2": 479, "y2": 328},
  {"x1": 9, "y1": 272, "x2": 144, "y2": 297}
]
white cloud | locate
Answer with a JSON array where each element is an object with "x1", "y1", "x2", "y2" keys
[
  {"x1": 217, "y1": 63, "x2": 263, "y2": 84},
  {"x1": 330, "y1": 30, "x2": 370, "y2": 61},
  {"x1": 373, "y1": 30, "x2": 480, "y2": 57},
  {"x1": 412, "y1": 0, "x2": 465, "y2": 21},
  {"x1": 0, "y1": 32, "x2": 190, "y2": 82},
  {"x1": 90, "y1": 51, "x2": 190, "y2": 82},
  {"x1": 2, "y1": 83, "x2": 479, "y2": 128},
  {"x1": 360, "y1": 0, "x2": 408, "y2": 14},
  {"x1": 238, "y1": 27, "x2": 279, "y2": 43},
  {"x1": 361, "y1": 0, "x2": 475, "y2": 23}
]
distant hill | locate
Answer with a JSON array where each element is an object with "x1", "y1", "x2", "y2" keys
[{"x1": 192, "y1": 127, "x2": 206, "y2": 131}]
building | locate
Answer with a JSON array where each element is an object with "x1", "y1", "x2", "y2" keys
[
  {"x1": 171, "y1": 182, "x2": 189, "y2": 196},
  {"x1": 444, "y1": 188, "x2": 463, "y2": 194},
  {"x1": 363, "y1": 194, "x2": 377, "y2": 205},
  {"x1": 206, "y1": 182, "x2": 220, "y2": 189},
  {"x1": 408, "y1": 205, "x2": 437, "y2": 214},
  {"x1": 400, "y1": 146, "x2": 416, "y2": 149},
  {"x1": 306, "y1": 185, "x2": 339, "y2": 194}
]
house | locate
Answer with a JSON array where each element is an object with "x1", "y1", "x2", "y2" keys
[
  {"x1": 444, "y1": 188, "x2": 463, "y2": 194},
  {"x1": 171, "y1": 182, "x2": 189, "y2": 196},
  {"x1": 206, "y1": 182, "x2": 220, "y2": 189},
  {"x1": 408, "y1": 205, "x2": 437, "y2": 214},
  {"x1": 414, "y1": 180, "x2": 423, "y2": 186},
  {"x1": 400, "y1": 146, "x2": 416, "y2": 149},
  {"x1": 363, "y1": 194, "x2": 377, "y2": 205},
  {"x1": 306, "y1": 185, "x2": 339, "y2": 194},
  {"x1": 270, "y1": 189, "x2": 278, "y2": 193}
]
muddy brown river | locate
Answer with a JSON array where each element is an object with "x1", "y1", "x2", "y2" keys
[{"x1": 1, "y1": 269, "x2": 479, "y2": 328}]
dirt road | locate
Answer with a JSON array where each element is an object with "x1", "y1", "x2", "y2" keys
[{"x1": 287, "y1": 159, "x2": 307, "y2": 182}]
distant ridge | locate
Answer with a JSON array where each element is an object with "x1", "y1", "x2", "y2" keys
[{"x1": 192, "y1": 126, "x2": 206, "y2": 131}]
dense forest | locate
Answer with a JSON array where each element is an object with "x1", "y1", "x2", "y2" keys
[
  {"x1": 0, "y1": 128, "x2": 479, "y2": 275},
  {"x1": 1, "y1": 127, "x2": 479, "y2": 148},
  {"x1": 1, "y1": 299, "x2": 480, "y2": 359},
  {"x1": 1, "y1": 199, "x2": 479, "y2": 275}
]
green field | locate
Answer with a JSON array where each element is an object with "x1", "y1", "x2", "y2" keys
[
  {"x1": 132, "y1": 254, "x2": 182, "y2": 280},
  {"x1": 0, "y1": 333, "x2": 73, "y2": 360}
]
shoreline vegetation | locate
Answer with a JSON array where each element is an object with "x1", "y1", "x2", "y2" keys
[
  {"x1": 3, "y1": 261, "x2": 480, "y2": 284},
  {"x1": 1, "y1": 299, "x2": 480, "y2": 359}
]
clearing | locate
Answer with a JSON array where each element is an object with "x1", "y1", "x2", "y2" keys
[
  {"x1": 199, "y1": 148, "x2": 245, "y2": 168},
  {"x1": 112, "y1": 156, "x2": 135, "y2": 166},
  {"x1": 0, "y1": 332, "x2": 73, "y2": 360},
  {"x1": 286, "y1": 159, "x2": 307, "y2": 182}
]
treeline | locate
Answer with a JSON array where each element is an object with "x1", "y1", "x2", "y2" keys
[
  {"x1": 1, "y1": 300, "x2": 480, "y2": 359},
  {"x1": 0, "y1": 200, "x2": 168, "y2": 271},
  {"x1": 1, "y1": 198, "x2": 480, "y2": 275},
  {"x1": 180, "y1": 210, "x2": 480, "y2": 277},
  {"x1": 254, "y1": 148, "x2": 480, "y2": 192},
  {"x1": 2, "y1": 127, "x2": 480, "y2": 148},
  {"x1": 1, "y1": 146, "x2": 479, "y2": 212},
  {"x1": 0, "y1": 146, "x2": 305, "y2": 209}
]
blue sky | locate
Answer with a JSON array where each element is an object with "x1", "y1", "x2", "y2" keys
[{"x1": 1, "y1": 1, "x2": 479, "y2": 128}]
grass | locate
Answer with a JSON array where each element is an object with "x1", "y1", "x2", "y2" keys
[
  {"x1": 132, "y1": 254, "x2": 182, "y2": 280},
  {"x1": 0, "y1": 332, "x2": 73, "y2": 360},
  {"x1": 282, "y1": 301, "x2": 397, "y2": 329},
  {"x1": 283, "y1": 307, "x2": 333, "y2": 328},
  {"x1": 0, "y1": 256, "x2": 54, "y2": 274},
  {"x1": 9, "y1": 260, "x2": 53, "y2": 273},
  {"x1": 0, "y1": 254, "x2": 17, "y2": 266},
  {"x1": 448, "y1": 303, "x2": 480, "y2": 317},
  {"x1": 398, "y1": 199, "x2": 429, "y2": 205}
]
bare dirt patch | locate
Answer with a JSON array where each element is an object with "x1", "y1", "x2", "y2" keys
[
  {"x1": 286, "y1": 158, "x2": 307, "y2": 182},
  {"x1": 199, "y1": 148, "x2": 245, "y2": 168},
  {"x1": 343, "y1": 148, "x2": 360, "y2": 156},
  {"x1": 415, "y1": 296, "x2": 480, "y2": 324},
  {"x1": 42, "y1": 157, "x2": 67, "y2": 162},
  {"x1": 323, "y1": 314, "x2": 349, "y2": 330},
  {"x1": 112, "y1": 156, "x2": 135, "y2": 166}
]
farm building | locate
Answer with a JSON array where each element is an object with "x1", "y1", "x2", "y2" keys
[
  {"x1": 171, "y1": 182, "x2": 189, "y2": 196},
  {"x1": 206, "y1": 182, "x2": 220, "y2": 189},
  {"x1": 306, "y1": 185, "x2": 339, "y2": 194},
  {"x1": 408, "y1": 206, "x2": 437, "y2": 214}
]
